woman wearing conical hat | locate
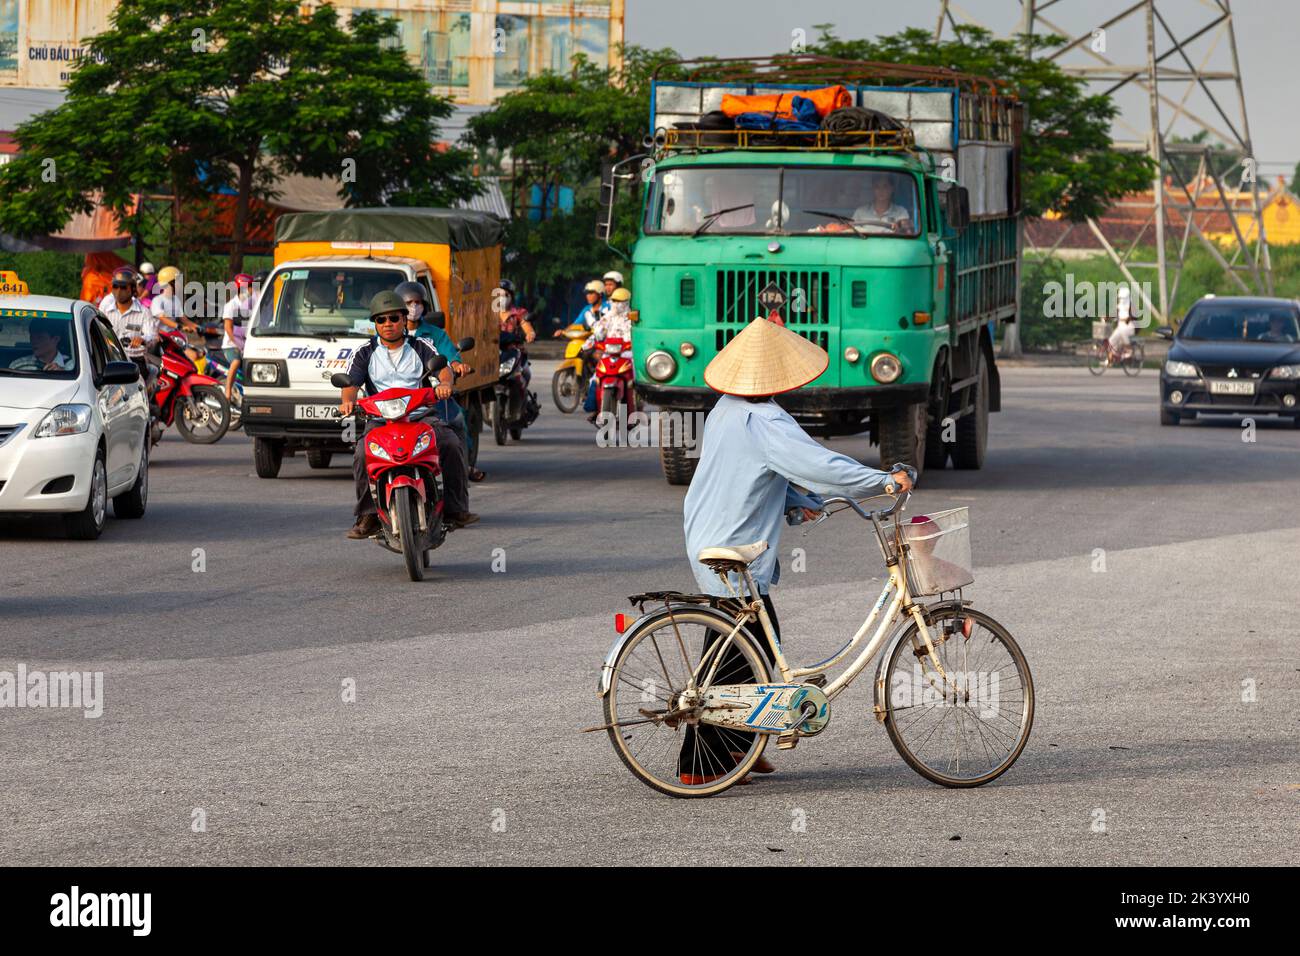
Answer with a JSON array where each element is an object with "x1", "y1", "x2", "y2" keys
[{"x1": 677, "y1": 316, "x2": 913, "y2": 784}]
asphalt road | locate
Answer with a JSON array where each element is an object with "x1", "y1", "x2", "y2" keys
[{"x1": 1, "y1": 363, "x2": 1296, "y2": 865}]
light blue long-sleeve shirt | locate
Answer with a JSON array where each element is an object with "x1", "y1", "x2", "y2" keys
[{"x1": 683, "y1": 394, "x2": 894, "y2": 596}]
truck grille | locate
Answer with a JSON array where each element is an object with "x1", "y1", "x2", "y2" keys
[{"x1": 714, "y1": 269, "x2": 831, "y2": 352}]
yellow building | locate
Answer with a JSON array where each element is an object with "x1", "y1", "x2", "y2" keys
[
  {"x1": 0, "y1": 1, "x2": 624, "y2": 105},
  {"x1": 1207, "y1": 178, "x2": 1300, "y2": 247}
]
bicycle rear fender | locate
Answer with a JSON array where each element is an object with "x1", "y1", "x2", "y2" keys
[
  {"x1": 871, "y1": 598, "x2": 971, "y2": 723},
  {"x1": 596, "y1": 603, "x2": 758, "y2": 699}
]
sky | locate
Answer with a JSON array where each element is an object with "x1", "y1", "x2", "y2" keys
[{"x1": 625, "y1": 0, "x2": 1300, "y2": 184}]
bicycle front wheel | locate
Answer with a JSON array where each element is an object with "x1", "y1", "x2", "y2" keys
[
  {"x1": 603, "y1": 609, "x2": 772, "y2": 798},
  {"x1": 1122, "y1": 342, "x2": 1144, "y2": 376},
  {"x1": 882, "y1": 606, "x2": 1034, "y2": 788}
]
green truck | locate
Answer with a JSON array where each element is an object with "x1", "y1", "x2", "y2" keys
[{"x1": 600, "y1": 59, "x2": 1023, "y2": 484}]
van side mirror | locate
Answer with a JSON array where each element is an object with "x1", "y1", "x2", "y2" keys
[
  {"x1": 457, "y1": 336, "x2": 475, "y2": 353},
  {"x1": 943, "y1": 185, "x2": 970, "y2": 233}
]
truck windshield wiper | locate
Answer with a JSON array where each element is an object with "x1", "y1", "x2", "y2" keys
[
  {"x1": 692, "y1": 204, "x2": 754, "y2": 237},
  {"x1": 801, "y1": 210, "x2": 870, "y2": 238}
]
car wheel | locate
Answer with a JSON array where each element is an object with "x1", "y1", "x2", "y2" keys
[
  {"x1": 112, "y1": 440, "x2": 149, "y2": 519},
  {"x1": 254, "y1": 438, "x2": 285, "y2": 478},
  {"x1": 65, "y1": 450, "x2": 107, "y2": 540}
]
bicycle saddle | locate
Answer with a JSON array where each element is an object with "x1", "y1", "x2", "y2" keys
[{"x1": 697, "y1": 540, "x2": 769, "y2": 569}]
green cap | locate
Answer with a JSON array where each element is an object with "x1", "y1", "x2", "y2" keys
[{"x1": 369, "y1": 290, "x2": 406, "y2": 318}]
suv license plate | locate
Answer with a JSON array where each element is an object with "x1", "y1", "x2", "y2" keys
[{"x1": 1209, "y1": 380, "x2": 1255, "y2": 395}]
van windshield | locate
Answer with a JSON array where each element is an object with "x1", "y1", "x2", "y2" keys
[
  {"x1": 251, "y1": 266, "x2": 409, "y2": 337},
  {"x1": 645, "y1": 166, "x2": 920, "y2": 237}
]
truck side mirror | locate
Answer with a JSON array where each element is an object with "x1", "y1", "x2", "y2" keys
[
  {"x1": 943, "y1": 185, "x2": 970, "y2": 233},
  {"x1": 457, "y1": 336, "x2": 475, "y2": 353},
  {"x1": 329, "y1": 372, "x2": 352, "y2": 389}
]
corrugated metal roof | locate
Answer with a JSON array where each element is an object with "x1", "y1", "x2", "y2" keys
[{"x1": 456, "y1": 177, "x2": 509, "y2": 219}]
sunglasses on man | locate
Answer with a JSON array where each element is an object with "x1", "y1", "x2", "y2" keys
[
  {"x1": 374, "y1": 313, "x2": 405, "y2": 325},
  {"x1": 111, "y1": 281, "x2": 133, "y2": 289}
]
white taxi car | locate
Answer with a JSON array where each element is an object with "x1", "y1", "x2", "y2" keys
[{"x1": 0, "y1": 292, "x2": 150, "y2": 539}]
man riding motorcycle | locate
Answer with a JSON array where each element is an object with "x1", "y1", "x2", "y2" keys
[
  {"x1": 338, "y1": 291, "x2": 478, "y2": 539},
  {"x1": 396, "y1": 280, "x2": 485, "y2": 482}
]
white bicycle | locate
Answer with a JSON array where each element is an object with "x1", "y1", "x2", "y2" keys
[{"x1": 593, "y1": 485, "x2": 1035, "y2": 797}]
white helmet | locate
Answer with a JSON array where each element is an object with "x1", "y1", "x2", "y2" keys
[
  {"x1": 138, "y1": 262, "x2": 156, "y2": 275},
  {"x1": 603, "y1": 270, "x2": 624, "y2": 286}
]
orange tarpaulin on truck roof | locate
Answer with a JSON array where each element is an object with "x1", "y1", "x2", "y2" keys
[{"x1": 720, "y1": 85, "x2": 851, "y2": 120}]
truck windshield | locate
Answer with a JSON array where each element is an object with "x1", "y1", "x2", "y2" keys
[
  {"x1": 251, "y1": 266, "x2": 408, "y2": 337},
  {"x1": 645, "y1": 166, "x2": 920, "y2": 237}
]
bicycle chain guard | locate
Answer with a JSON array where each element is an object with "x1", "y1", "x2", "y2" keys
[{"x1": 700, "y1": 683, "x2": 831, "y2": 737}]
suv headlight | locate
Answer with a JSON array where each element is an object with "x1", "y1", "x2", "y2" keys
[
  {"x1": 645, "y1": 350, "x2": 676, "y2": 382},
  {"x1": 249, "y1": 362, "x2": 280, "y2": 385},
  {"x1": 33, "y1": 404, "x2": 93, "y2": 438},
  {"x1": 1267, "y1": 364, "x2": 1300, "y2": 379},
  {"x1": 1164, "y1": 360, "x2": 1199, "y2": 377}
]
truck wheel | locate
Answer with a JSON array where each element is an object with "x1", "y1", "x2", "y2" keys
[
  {"x1": 307, "y1": 448, "x2": 332, "y2": 469},
  {"x1": 254, "y1": 438, "x2": 284, "y2": 478},
  {"x1": 924, "y1": 359, "x2": 951, "y2": 470},
  {"x1": 878, "y1": 402, "x2": 927, "y2": 481},
  {"x1": 659, "y1": 413, "x2": 698, "y2": 486},
  {"x1": 951, "y1": 354, "x2": 989, "y2": 470}
]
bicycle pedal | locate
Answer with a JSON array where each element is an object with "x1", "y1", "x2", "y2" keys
[{"x1": 776, "y1": 732, "x2": 800, "y2": 750}]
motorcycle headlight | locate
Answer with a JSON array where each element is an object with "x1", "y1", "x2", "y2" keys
[
  {"x1": 645, "y1": 350, "x2": 676, "y2": 382},
  {"x1": 498, "y1": 359, "x2": 516, "y2": 377},
  {"x1": 249, "y1": 362, "x2": 280, "y2": 384},
  {"x1": 1267, "y1": 364, "x2": 1300, "y2": 379},
  {"x1": 413, "y1": 433, "x2": 431, "y2": 456},
  {"x1": 366, "y1": 440, "x2": 393, "y2": 461},
  {"x1": 373, "y1": 396, "x2": 410, "y2": 420},
  {"x1": 33, "y1": 404, "x2": 93, "y2": 438},
  {"x1": 1164, "y1": 360, "x2": 1199, "y2": 377},
  {"x1": 870, "y1": 352, "x2": 902, "y2": 384}
]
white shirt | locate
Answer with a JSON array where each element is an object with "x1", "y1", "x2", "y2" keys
[
  {"x1": 102, "y1": 296, "x2": 156, "y2": 358},
  {"x1": 222, "y1": 294, "x2": 253, "y2": 350},
  {"x1": 9, "y1": 351, "x2": 74, "y2": 372},
  {"x1": 1108, "y1": 320, "x2": 1137, "y2": 349},
  {"x1": 367, "y1": 340, "x2": 424, "y2": 393},
  {"x1": 151, "y1": 293, "x2": 185, "y2": 326},
  {"x1": 851, "y1": 202, "x2": 912, "y2": 233}
]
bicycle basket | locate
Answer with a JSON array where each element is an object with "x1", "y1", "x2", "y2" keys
[{"x1": 900, "y1": 508, "x2": 974, "y2": 596}]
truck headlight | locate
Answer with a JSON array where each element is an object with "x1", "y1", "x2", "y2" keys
[
  {"x1": 34, "y1": 404, "x2": 93, "y2": 438},
  {"x1": 249, "y1": 362, "x2": 280, "y2": 385},
  {"x1": 1164, "y1": 360, "x2": 1199, "y2": 378},
  {"x1": 645, "y1": 350, "x2": 677, "y2": 382},
  {"x1": 870, "y1": 353, "x2": 902, "y2": 383},
  {"x1": 1267, "y1": 364, "x2": 1300, "y2": 379}
]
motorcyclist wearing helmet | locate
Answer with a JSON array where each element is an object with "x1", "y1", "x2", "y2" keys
[
  {"x1": 554, "y1": 279, "x2": 607, "y2": 337},
  {"x1": 583, "y1": 286, "x2": 635, "y2": 422},
  {"x1": 395, "y1": 280, "x2": 485, "y2": 482},
  {"x1": 497, "y1": 279, "x2": 534, "y2": 389},
  {"x1": 602, "y1": 270, "x2": 624, "y2": 300},
  {"x1": 339, "y1": 291, "x2": 478, "y2": 539}
]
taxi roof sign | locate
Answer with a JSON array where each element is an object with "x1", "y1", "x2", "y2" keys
[{"x1": 0, "y1": 271, "x2": 30, "y2": 296}]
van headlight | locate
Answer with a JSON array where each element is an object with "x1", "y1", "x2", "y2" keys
[
  {"x1": 1164, "y1": 360, "x2": 1199, "y2": 378},
  {"x1": 34, "y1": 404, "x2": 93, "y2": 438},
  {"x1": 645, "y1": 350, "x2": 676, "y2": 382},
  {"x1": 870, "y1": 353, "x2": 902, "y2": 383},
  {"x1": 249, "y1": 362, "x2": 280, "y2": 385}
]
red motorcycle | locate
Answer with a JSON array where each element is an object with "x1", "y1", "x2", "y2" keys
[
  {"x1": 150, "y1": 329, "x2": 230, "y2": 446},
  {"x1": 594, "y1": 337, "x2": 636, "y2": 419},
  {"x1": 330, "y1": 372, "x2": 447, "y2": 581}
]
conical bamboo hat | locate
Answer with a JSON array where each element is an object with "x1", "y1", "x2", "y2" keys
[{"x1": 704, "y1": 316, "x2": 828, "y2": 396}]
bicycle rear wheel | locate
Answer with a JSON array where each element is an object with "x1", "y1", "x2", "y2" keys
[
  {"x1": 882, "y1": 606, "x2": 1033, "y2": 787},
  {"x1": 1086, "y1": 344, "x2": 1106, "y2": 375},
  {"x1": 603, "y1": 609, "x2": 771, "y2": 798}
]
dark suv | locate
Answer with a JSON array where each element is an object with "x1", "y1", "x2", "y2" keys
[{"x1": 1157, "y1": 296, "x2": 1300, "y2": 427}]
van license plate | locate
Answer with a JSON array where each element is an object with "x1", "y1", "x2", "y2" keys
[
  {"x1": 294, "y1": 404, "x2": 338, "y2": 419},
  {"x1": 1209, "y1": 380, "x2": 1255, "y2": 395}
]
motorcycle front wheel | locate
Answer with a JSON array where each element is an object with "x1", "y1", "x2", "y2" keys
[
  {"x1": 552, "y1": 367, "x2": 580, "y2": 414},
  {"x1": 493, "y1": 397, "x2": 508, "y2": 445},
  {"x1": 394, "y1": 485, "x2": 425, "y2": 582},
  {"x1": 175, "y1": 386, "x2": 231, "y2": 444}
]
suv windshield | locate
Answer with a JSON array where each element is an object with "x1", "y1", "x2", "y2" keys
[
  {"x1": 0, "y1": 308, "x2": 78, "y2": 378},
  {"x1": 1180, "y1": 302, "x2": 1300, "y2": 343},
  {"x1": 645, "y1": 166, "x2": 920, "y2": 237},
  {"x1": 252, "y1": 266, "x2": 409, "y2": 337}
]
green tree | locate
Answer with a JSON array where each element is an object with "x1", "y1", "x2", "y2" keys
[
  {"x1": 808, "y1": 25, "x2": 1155, "y2": 220},
  {"x1": 0, "y1": 0, "x2": 478, "y2": 274}
]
